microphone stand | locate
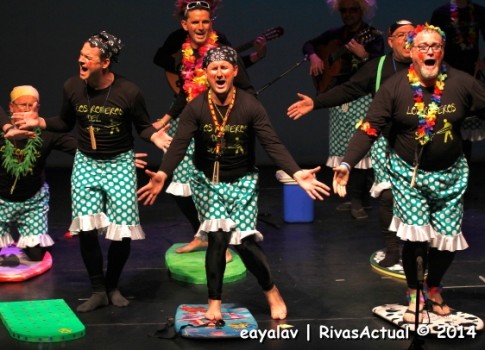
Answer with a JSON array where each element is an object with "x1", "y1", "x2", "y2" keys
[
  {"x1": 408, "y1": 256, "x2": 425, "y2": 350},
  {"x1": 256, "y1": 56, "x2": 307, "y2": 96}
]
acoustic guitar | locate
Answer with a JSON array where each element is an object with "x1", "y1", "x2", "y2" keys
[
  {"x1": 312, "y1": 27, "x2": 381, "y2": 93},
  {"x1": 165, "y1": 26, "x2": 284, "y2": 94}
]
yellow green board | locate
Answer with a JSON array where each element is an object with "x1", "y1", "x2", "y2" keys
[
  {"x1": 165, "y1": 243, "x2": 246, "y2": 284},
  {"x1": 0, "y1": 299, "x2": 85, "y2": 342}
]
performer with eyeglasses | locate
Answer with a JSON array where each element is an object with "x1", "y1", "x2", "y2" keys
[
  {"x1": 153, "y1": 1, "x2": 257, "y2": 260},
  {"x1": 12, "y1": 32, "x2": 172, "y2": 312},
  {"x1": 302, "y1": 0, "x2": 384, "y2": 220},
  {"x1": 333, "y1": 24, "x2": 485, "y2": 324},
  {"x1": 139, "y1": 45, "x2": 331, "y2": 321},
  {"x1": 430, "y1": 0, "x2": 485, "y2": 197},
  {"x1": 288, "y1": 20, "x2": 415, "y2": 268}
]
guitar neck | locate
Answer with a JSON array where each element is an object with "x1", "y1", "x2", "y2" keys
[{"x1": 234, "y1": 40, "x2": 253, "y2": 53}]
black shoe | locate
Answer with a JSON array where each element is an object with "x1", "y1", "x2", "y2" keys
[
  {"x1": 351, "y1": 208, "x2": 368, "y2": 219},
  {"x1": 336, "y1": 202, "x2": 352, "y2": 211}
]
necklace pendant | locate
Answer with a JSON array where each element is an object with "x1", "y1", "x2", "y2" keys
[
  {"x1": 212, "y1": 160, "x2": 220, "y2": 185},
  {"x1": 89, "y1": 125, "x2": 97, "y2": 150},
  {"x1": 410, "y1": 163, "x2": 419, "y2": 188}
]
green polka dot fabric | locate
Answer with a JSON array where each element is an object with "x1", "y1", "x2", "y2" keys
[
  {"x1": 190, "y1": 170, "x2": 263, "y2": 245},
  {"x1": 388, "y1": 151, "x2": 469, "y2": 251},
  {"x1": 369, "y1": 136, "x2": 392, "y2": 198},
  {"x1": 166, "y1": 118, "x2": 195, "y2": 196},
  {"x1": 0, "y1": 183, "x2": 54, "y2": 248},
  {"x1": 0, "y1": 299, "x2": 85, "y2": 342},
  {"x1": 328, "y1": 94, "x2": 372, "y2": 158},
  {"x1": 69, "y1": 150, "x2": 144, "y2": 240}
]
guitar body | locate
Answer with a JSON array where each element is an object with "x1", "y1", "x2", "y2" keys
[
  {"x1": 165, "y1": 70, "x2": 181, "y2": 94},
  {"x1": 312, "y1": 39, "x2": 344, "y2": 93},
  {"x1": 311, "y1": 27, "x2": 382, "y2": 93}
]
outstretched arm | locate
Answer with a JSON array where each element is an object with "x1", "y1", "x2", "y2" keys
[
  {"x1": 137, "y1": 169, "x2": 168, "y2": 206},
  {"x1": 292, "y1": 166, "x2": 331, "y2": 200},
  {"x1": 287, "y1": 93, "x2": 315, "y2": 120}
]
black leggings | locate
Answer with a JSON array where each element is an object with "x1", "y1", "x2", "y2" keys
[
  {"x1": 79, "y1": 229, "x2": 131, "y2": 292},
  {"x1": 173, "y1": 195, "x2": 200, "y2": 233},
  {"x1": 206, "y1": 231, "x2": 273, "y2": 300},
  {"x1": 402, "y1": 241, "x2": 456, "y2": 289},
  {"x1": 348, "y1": 168, "x2": 373, "y2": 207}
]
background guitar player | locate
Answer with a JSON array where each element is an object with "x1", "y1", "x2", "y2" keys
[
  {"x1": 153, "y1": 26, "x2": 284, "y2": 94},
  {"x1": 311, "y1": 27, "x2": 381, "y2": 93},
  {"x1": 302, "y1": 0, "x2": 384, "y2": 93}
]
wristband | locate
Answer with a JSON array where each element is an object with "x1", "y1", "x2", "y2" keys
[{"x1": 341, "y1": 162, "x2": 351, "y2": 171}]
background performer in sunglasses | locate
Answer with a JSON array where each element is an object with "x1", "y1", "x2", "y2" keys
[
  {"x1": 153, "y1": 1, "x2": 257, "y2": 260},
  {"x1": 302, "y1": 0, "x2": 384, "y2": 220},
  {"x1": 333, "y1": 24, "x2": 485, "y2": 324},
  {"x1": 139, "y1": 46, "x2": 331, "y2": 322}
]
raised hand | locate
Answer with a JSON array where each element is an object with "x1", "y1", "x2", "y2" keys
[
  {"x1": 150, "y1": 123, "x2": 172, "y2": 152},
  {"x1": 287, "y1": 93, "x2": 314, "y2": 120}
]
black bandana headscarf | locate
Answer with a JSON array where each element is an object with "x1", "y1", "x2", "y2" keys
[
  {"x1": 203, "y1": 46, "x2": 238, "y2": 68},
  {"x1": 87, "y1": 31, "x2": 123, "y2": 62}
]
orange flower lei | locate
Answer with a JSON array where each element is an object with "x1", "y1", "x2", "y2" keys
[{"x1": 181, "y1": 31, "x2": 218, "y2": 102}]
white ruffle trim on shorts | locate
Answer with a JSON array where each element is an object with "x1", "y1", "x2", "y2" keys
[
  {"x1": 69, "y1": 213, "x2": 145, "y2": 241},
  {"x1": 195, "y1": 218, "x2": 264, "y2": 245},
  {"x1": 166, "y1": 182, "x2": 192, "y2": 197},
  {"x1": 370, "y1": 181, "x2": 392, "y2": 198},
  {"x1": 16, "y1": 234, "x2": 55, "y2": 248},
  {"x1": 0, "y1": 235, "x2": 15, "y2": 248},
  {"x1": 390, "y1": 216, "x2": 469, "y2": 252},
  {"x1": 326, "y1": 156, "x2": 372, "y2": 170}
]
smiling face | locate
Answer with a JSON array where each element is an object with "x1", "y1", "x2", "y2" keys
[
  {"x1": 388, "y1": 24, "x2": 414, "y2": 63},
  {"x1": 78, "y1": 42, "x2": 110, "y2": 83},
  {"x1": 410, "y1": 29, "x2": 444, "y2": 85},
  {"x1": 181, "y1": 9, "x2": 212, "y2": 49},
  {"x1": 205, "y1": 60, "x2": 238, "y2": 103}
]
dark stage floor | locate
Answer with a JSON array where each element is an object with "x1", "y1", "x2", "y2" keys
[{"x1": 1, "y1": 164, "x2": 485, "y2": 350}]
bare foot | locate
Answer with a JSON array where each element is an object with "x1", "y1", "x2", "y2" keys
[
  {"x1": 264, "y1": 286, "x2": 287, "y2": 320},
  {"x1": 176, "y1": 239, "x2": 232, "y2": 263},
  {"x1": 225, "y1": 249, "x2": 233, "y2": 263},
  {"x1": 175, "y1": 238, "x2": 207, "y2": 253},
  {"x1": 205, "y1": 299, "x2": 223, "y2": 321}
]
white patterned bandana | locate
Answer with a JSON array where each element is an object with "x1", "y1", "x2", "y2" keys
[
  {"x1": 203, "y1": 46, "x2": 238, "y2": 68},
  {"x1": 87, "y1": 31, "x2": 123, "y2": 62}
]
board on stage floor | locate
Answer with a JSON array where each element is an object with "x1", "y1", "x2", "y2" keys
[{"x1": 174, "y1": 303, "x2": 258, "y2": 338}]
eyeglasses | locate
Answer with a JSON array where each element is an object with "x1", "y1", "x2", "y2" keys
[
  {"x1": 391, "y1": 33, "x2": 408, "y2": 40},
  {"x1": 413, "y1": 43, "x2": 443, "y2": 53},
  {"x1": 339, "y1": 7, "x2": 360, "y2": 14},
  {"x1": 184, "y1": 1, "x2": 210, "y2": 16}
]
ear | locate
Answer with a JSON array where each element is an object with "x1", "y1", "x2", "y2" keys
[
  {"x1": 181, "y1": 19, "x2": 188, "y2": 31},
  {"x1": 8, "y1": 102, "x2": 14, "y2": 113},
  {"x1": 233, "y1": 65, "x2": 239, "y2": 77},
  {"x1": 101, "y1": 58, "x2": 111, "y2": 70}
]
